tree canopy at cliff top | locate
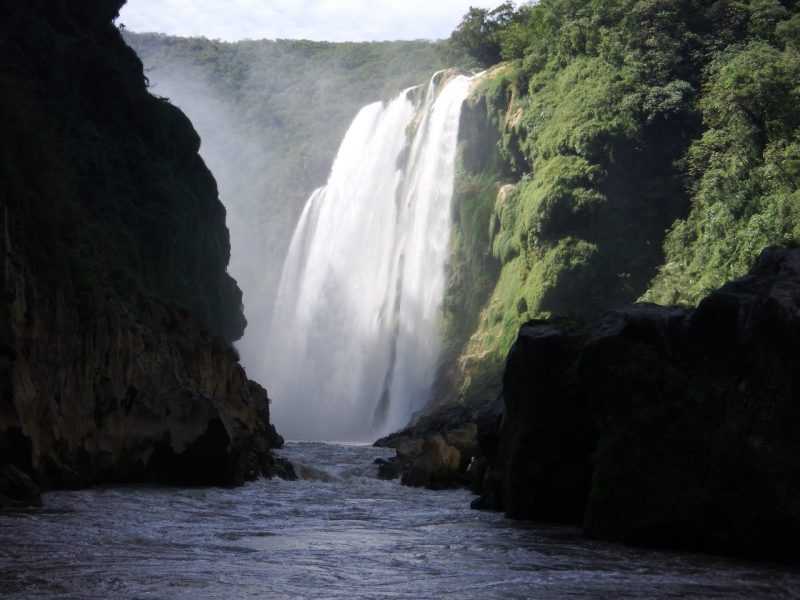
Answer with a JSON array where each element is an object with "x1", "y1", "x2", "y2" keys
[{"x1": 439, "y1": 0, "x2": 800, "y2": 407}]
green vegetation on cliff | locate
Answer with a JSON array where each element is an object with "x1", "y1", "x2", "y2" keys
[
  {"x1": 440, "y1": 0, "x2": 800, "y2": 408},
  {"x1": 645, "y1": 32, "x2": 800, "y2": 303}
]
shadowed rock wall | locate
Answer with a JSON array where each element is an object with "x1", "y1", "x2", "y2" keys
[
  {"x1": 475, "y1": 246, "x2": 800, "y2": 560},
  {"x1": 0, "y1": 1, "x2": 290, "y2": 504}
]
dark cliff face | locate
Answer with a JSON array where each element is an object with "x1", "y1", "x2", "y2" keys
[
  {"x1": 0, "y1": 1, "x2": 289, "y2": 502},
  {"x1": 474, "y1": 246, "x2": 800, "y2": 560},
  {"x1": 0, "y1": 0, "x2": 245, "y2": 342}
]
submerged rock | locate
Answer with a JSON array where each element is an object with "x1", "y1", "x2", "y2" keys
[
  {"x1": 475, "y1": 247, "x2": 800, "y2": 560},
  {"x1": 293, "y1": 463, "x2": 337, "y2": 483}
]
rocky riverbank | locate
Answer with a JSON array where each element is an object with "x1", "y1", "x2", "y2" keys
[
  {"x1": 473, "y1": 246, "x2": 800, "y2": 559},
  {"x1": 381, "y1": 246, "x2": 800, "y2": 561}
]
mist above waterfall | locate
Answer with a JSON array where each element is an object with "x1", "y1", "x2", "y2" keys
[
  {"x1": 266, "y1": 72, "x2": 473, "y2": 441},
  {"x1": 125, "y1": 33, "x2": 472, "y2": 441},
  {"x1": 125, "y1": 35, "x2": 453, "y2": 397},
  {"x1": 130, "y1": 62, "x2": 293, "y2": 369}
]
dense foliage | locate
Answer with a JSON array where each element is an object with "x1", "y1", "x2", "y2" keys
[
  {"x1": 448, "y1": 2, "x2": 520, "y2": 67},
  {"x1": 442, "y1": 0, "x2": 800, "y2": 407},
  {"x1": 646, "y1": 23, "x2": 800, "y2": 303}
]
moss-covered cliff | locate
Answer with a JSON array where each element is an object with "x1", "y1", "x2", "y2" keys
[
  {"x1": 434, "y1": 0, "x2": 800, "y2": 414},
  {"x1": 0, "y1": 0, "x2": 288, "y2": 503}
]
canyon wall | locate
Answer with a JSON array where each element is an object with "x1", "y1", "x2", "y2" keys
[{"x1": 0, "y1": 0, "x2": 289, "y2": 505}]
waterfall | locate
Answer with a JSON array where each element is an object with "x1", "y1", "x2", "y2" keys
[{"x1": 265, "y1": 71, "x2": 473, "y2": 442}]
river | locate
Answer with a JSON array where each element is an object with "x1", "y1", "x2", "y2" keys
[{"x1": 1, "y1": 442, "x2": 798, "y2": 599}]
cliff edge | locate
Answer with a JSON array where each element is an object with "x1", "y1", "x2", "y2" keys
[
  {"x1": 0, "y1": 1, "x2": 289, "y2": 506},
  {"x1": 474, "y1": 246, "x2": 800, "y2": 560}
]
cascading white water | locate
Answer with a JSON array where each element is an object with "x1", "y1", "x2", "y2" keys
[{"x1": 265, "y1": 71, "x2": 473, "y2": 441}]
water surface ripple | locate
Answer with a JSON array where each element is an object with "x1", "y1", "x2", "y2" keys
[{"x1": 1, "y1": 443, "x2": 798, "y2": 599}]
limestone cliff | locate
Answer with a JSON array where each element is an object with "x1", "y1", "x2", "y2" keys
[{"x1": 0, "y1": 0, "x2": 289, "y2": 504}]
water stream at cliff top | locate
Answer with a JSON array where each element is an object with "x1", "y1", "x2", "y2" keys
[
  {"x1": 2, "y1": 443, "x2": 797, "y2": 599},
  {"x1": 264, "y1": 72, "x2": 472, "y2": 442}
]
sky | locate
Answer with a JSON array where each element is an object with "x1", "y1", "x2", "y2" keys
[{"x1": 118, "y1": 0, "x2": 500, "y2": 43}]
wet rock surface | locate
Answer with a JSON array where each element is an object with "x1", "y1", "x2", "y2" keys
[
  {"x1": 374, "y1": 386, "x2": 505, "y2": 491},
  {"x1": 375, "y1": 414, "x2": 480, "y2": 489},
  {"x1": 400, "y1": 435, "x2": 462, "y2": 490},
  {"x1": 474, "y1": 247, "x2": 800, "y2": 560}
]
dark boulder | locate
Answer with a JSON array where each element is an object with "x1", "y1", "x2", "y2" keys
[
  {"x1": 375, "y1": 457, "x2": 404, "y2": 481},
  {"x1": 475, "y1": 247, "x2": 800, "y2": 560},
  {"x1": 0, "y1": 465, "x2": 41, "y2": 508},
  {"x1": 400, "y1": 435, "x2": 462, "y2": 490},
  {"x1": 495, "y1": 317, "x2": 596, "y2": 523},
  {"x1": 374, "y1": 403, "x2": 483, "y2": 490}
]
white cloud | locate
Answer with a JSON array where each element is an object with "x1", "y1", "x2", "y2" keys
[{"x1": 118, "y1": 0, "x2": 500, "y2": 42}]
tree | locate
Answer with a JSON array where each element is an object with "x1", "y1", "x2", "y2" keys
[{"x1": 450, "y1": 2, "x2": 518, "y2": 67}]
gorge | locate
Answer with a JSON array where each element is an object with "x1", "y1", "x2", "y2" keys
[
  {"x1": 2, "y1": 0, "x2": 800, "y2": 597},
  {"x1": 0, "y1": 0, "x2": 290, "y2": 499}
]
